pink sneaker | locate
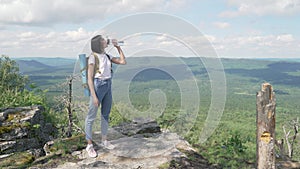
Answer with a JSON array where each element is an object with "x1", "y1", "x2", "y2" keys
[{"x1": 86, "y1": 144, "x2": 97, "y2": 158}]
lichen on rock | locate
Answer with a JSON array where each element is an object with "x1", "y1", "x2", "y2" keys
[{"x1": 0, "y1": 106, "x2": 56, "y2": 155}]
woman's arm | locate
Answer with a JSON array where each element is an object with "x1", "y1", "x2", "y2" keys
[
  {"x1": 87, "y1": 63, "x2": 98, "y2": 106},
  {"x1": 111, "y1": 46, "x2": 126, "y2": 65}
]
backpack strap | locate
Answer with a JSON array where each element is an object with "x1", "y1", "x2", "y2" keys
[
  {"x1": 105, "y1": 53, "x2": 111, "y2": 60},
  {"x1": 90, "y1": 52, "x2": 113, "y2": 76},
  {"x1": 105, "y1": 53, "x2": 113, "y2": 73},
  {"x1": 92, "y1": 52, "x2": 101, "y2": 75}
]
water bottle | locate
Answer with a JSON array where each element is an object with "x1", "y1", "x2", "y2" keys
[{"x1": 107, "y1": 39, "x2": 124, "y2": 46}]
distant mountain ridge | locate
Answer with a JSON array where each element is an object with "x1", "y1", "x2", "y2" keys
[
  {"x1": 14, "y1": 57, "x2": 76, "y2": 67},
  {"x1": 13, "y1": 57, "x2": 76, "y2": 74},
  {"x1": 16, "y1": 60, "x2": 54, "y2": 73},
  {"x1": 254, "y1": 58, "x2": 300, "y2": 62}
]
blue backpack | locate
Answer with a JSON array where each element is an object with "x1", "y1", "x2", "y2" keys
[{"x1": 78, "y1": 53, "x2": 112, "y2": 96}]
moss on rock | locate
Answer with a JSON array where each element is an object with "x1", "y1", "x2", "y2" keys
[{"x1": 0, "y1": 152, "x2": 35, "y2": 169}]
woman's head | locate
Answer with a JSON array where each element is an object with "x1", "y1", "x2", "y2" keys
[{"x1": 91, "y1": 35, "x2": 108, "y2": 54}]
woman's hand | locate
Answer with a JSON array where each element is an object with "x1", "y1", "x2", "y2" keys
[
  {"x1": 112, "y1": 39, "x2": 119, "y2": 47},
  {"x1": 111, "y1": 46, "x2": 126, "y2": 65},
  {"x1": 92, "y1": 96, "x2": 99, "y2": 107}
]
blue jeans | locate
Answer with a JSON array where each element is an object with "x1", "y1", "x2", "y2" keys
[{"x1": 85, "y1": 78, "x2": 112, "y2": 141}]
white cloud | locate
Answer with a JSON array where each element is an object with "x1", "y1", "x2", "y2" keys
[
  {"x1": 155, "y1": 34, "x2": 169, "y2": 41},
  {"x1": 204, "y1": 35, "x2": 216, "y2": 42},
  {"x1": 213, "y1": 22, "x2": 230, "y2": 29},
  {"x1": 0, "y1": 0, "x2": 191, "y2": 26},
  {"x1": 220, "y1": 0, "x2": 300, "y2": 17},
  {"x1": 212, "y1": 33, "x2": 299, "y2": 57},
  {"x1": 276, "y1": 34, "x2": 294, "y2": 42},
  {"x1": 1, "y1": 27, "x2": 298, "y2": 58},
  {"x1": 0, "y1": 0, "x2": 298, "y2": 59},
  {"x1": 164, "y1": 0, "x2": 191, "y2": 10},
  {"x1": 0, "y1": 28, "x2": 94, "y2": 58}
]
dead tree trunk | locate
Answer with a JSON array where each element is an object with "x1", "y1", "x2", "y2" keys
[
  {"x1": 66, "y1": 77, "x2": 73, "y2": 137},
  {"x1": 256, "y1": 83, "x2": 276, "y2": 169}
]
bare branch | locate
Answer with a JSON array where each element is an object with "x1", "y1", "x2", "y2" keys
[{"x1": 282, "y1": 118, "x2": 299, "y2": 159}]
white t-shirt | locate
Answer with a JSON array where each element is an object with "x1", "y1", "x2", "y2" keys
[{"x1": 88, "y1": 53, "x2": 113, "y2": 80}]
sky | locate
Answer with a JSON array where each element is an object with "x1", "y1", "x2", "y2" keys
[{"x1": 0, "y1": 0, "x2": 299, "y2": 58}]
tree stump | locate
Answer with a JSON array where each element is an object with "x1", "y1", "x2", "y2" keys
[{"x1": 256, "y1": 83, "x2": 276, "y2": 169}]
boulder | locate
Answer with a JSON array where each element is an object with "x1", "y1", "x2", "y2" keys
[
  {"x1": 50, "y1": 118, "x2": 219, "y2": 169},
  {"x1": 0, "y1": 106, "x2": 56, "y2": 156},
  {"x1": 113, "y1": 118, "x2": 161, "y2": 137}
]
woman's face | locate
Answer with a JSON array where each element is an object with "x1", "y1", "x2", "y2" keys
[{"x1": 101, "y1": 38, "x2": 108, "y2": 49}]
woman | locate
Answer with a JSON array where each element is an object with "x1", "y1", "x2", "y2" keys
[{"x1": 85, "y1": 35, "x2": 126, "y2": 158}]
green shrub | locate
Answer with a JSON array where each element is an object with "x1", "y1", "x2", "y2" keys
[
  {"x1": 199, "y1": 129, "x2": 255, "y2": 168},
  {"x1": 0, "y1": 55, "x2": 47, "y2": 108},
  {"x1": 110, "y1": 104, "x2": 130, "y2": 126},
  {"x1": 223, "y1": 131, "x2": 248, "y2": 154}
]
